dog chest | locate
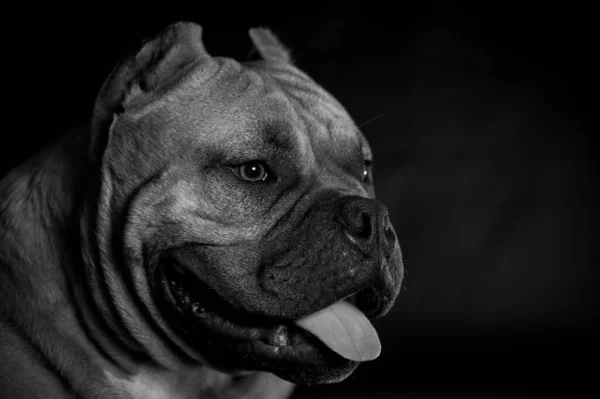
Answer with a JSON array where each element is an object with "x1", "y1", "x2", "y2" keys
[{"x1": 103, "y1": 366, "x2": 229, "y2": 399}]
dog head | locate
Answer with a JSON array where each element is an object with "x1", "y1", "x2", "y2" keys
[{"x1": 84, "y1": 22, "x2": 403, "y2": 385}]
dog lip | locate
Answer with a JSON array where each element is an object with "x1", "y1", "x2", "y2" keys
[
  {"x1": 158, "y1": 263, "x2": 361, "y2": 374},
  {"x1": 262, "y1": 325, "x2": 289, "y2": 347},
  {"x1": 166, "y1": 271, "x2": 321, "y2": 348},
  {"x1": 164, "y1": 271, "x2": 263, "y2": 341}
]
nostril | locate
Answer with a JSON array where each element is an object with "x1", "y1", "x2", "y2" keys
[
  {"x1": 356, "y1": 212, "x2": 372, "y2": 238},
  {"x1": 340, "y1": 205, "x2": 373, "y2": 238},
  {"x1": 339, "y1": 198, "x2": 387, "y2": 251},
  {"x1": 343, "y1": 212, "x2": 374, "y2": 250}
]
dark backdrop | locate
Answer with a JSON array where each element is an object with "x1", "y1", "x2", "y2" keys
[{"x1": 2, "y1": 4, "x2": 596, "y2": 398}]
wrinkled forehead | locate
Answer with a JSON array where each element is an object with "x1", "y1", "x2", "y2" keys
[
  {"x1": 254, "y1": 62, "x2": 371, "y2": 157},
  {"x1": 163, "y1": 58, "x2": 370, "y2": 161}
]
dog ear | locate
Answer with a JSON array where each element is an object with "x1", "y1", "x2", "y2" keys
[
  {"x1": 248, "y1": 28, "x2": 291, "y2": 63},
  {"x1": 90, "y1": 22, "x2": 211, "y2": 161}
]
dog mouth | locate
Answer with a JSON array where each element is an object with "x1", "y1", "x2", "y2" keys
[{"x1": 157, "y1": 264, "x2": 382, "y2": 384}]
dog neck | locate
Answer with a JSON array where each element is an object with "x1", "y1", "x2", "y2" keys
[
  {"x1": 0, "y1": 125, "x2": 115, "y2": 395},
  {"x1": 0, "y1": 124, "x2": 90, "y2": 310}
]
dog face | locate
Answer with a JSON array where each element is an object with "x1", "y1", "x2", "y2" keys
[{"x1": 88, "y1": 23, "x2": 403, "y2": 385}]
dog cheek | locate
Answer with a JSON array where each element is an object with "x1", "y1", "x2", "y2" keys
[{"x1": 255, "y1": 225, "x2": 372, "y2": 317}]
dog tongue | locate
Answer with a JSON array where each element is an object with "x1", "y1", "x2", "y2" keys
[{"x1": 294, "y1": 300, "x2": 381, "y2": 362}]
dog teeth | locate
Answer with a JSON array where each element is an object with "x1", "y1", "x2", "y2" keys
[
  {"x1": 167, "y1": 278, "x2": 206, "y2": 315},
  {"x1": 264, "y1": 325, "x2": 289, "y2": 347},
  {"x1": 273, "y1": 326, "x2": 289, "y2": 347},
  {"x1": 191, "y1": 302, "x2": 204, "y2": 313}
]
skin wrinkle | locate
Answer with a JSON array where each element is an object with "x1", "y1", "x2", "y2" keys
[
  {"x1": 1, "y1": 146, "x2": 128, "y2": 398},
  {"x1": 79, "y1": 198, "x2": 145, "y2": 375},
  {"x1": 95, "y1": 166, "x2": 147, "y2": 354},
  {"x1": 138, "y1": 248, "x2": 205, "y2": 366},
  {"x1": 269, "y1": 72, "x2": 349, "y2": 129},
  {"x1": 170, "y1": 173, "x2": 268, "y2": 241},
  {"x1": 132, "y1": 184, "x2": 258, "y2": 360},
  {"x1": 262, "y1": 179, "x2": 318, "y2": 239},
  {"x1": 1, "y1": 23, "x2": 401, "y2": 398},
  {"x1": 127, "y1": 199, "x2": 225, "y2": 365},
  {"x1": 267, "y1": 73, "x2": 365, "y2": 188},
  {"x1": 264, "y1": 180, "x2": 301, "y2": 213},
  {"x1": 63, "y1": 224, "x2": 137, "y2": 377},
  {"x1": 75, "y1": 278, "x2": 139, "y2": 374},
  {"x1": 79, "y1": 165, "x2": 154, "y2": 370},
  {"x1": 121, "y1": 171, "x2": 194, "y2": 366},
  {"x1": 259, "y1": 196, "x2": 352, "y2": 296}
]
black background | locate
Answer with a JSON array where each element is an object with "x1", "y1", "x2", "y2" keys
[{"x1": 2, "y1": 3, "x2": 597, "y2": 398}]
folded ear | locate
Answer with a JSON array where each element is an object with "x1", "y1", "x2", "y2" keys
[
  {"x1": 248, "y1": 27, "x2": 291, "y2": 63},
  {"x1": 90, "y1": 22, "x2": 211, "y2": 161}
]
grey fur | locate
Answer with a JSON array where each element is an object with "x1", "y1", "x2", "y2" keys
[{"x1": 0, "y1": 22, "x2": 402, "y2": 398}]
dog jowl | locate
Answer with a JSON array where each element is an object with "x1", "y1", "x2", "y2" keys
[{"x1": 0, "y1": 22, "x2": 403, "y2": 398}]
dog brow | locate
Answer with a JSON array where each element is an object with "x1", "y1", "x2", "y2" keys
[{"x1": 259, "y1": 120, "x2": 297, "y2": 152}]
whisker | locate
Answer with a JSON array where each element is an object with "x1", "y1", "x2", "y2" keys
[{"x1": 358, "y1": 114, "x2": 383, "y2": 129}]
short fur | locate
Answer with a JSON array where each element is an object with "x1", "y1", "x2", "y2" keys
[{"x1": 0, "y1": 22, "x2": 403, "y2": 398}]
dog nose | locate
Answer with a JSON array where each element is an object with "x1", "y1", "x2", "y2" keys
[{"x1": 338, "y1": 197, "x2": 397, "y2": 259}]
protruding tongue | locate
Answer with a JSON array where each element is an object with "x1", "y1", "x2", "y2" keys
[{"x1": 294, "y1": 300, "x2": 381, "y2": 362}]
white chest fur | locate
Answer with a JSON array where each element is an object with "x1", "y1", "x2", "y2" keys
[
  {"x1": 104, "y1": 366, "x2": 295, "y2": 399},
  {"x1": 104, "y1": 366, "x2": 228, "y2": 399}
]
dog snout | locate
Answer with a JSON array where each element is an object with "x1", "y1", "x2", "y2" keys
[{"x1": 338, "y1": 197, "x2": 397, "y2": 259}]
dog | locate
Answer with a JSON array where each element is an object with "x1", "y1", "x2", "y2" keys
[{"x1": 0, "y1": 22, "x2": 403, "y2": 398}]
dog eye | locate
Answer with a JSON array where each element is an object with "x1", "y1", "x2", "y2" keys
[
  {"x1": 231, "y1": 161, "x2": 272, "y2": 182},
  {"x1": 362, "y1": 160, "x2": 373, "y2": 184}
]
